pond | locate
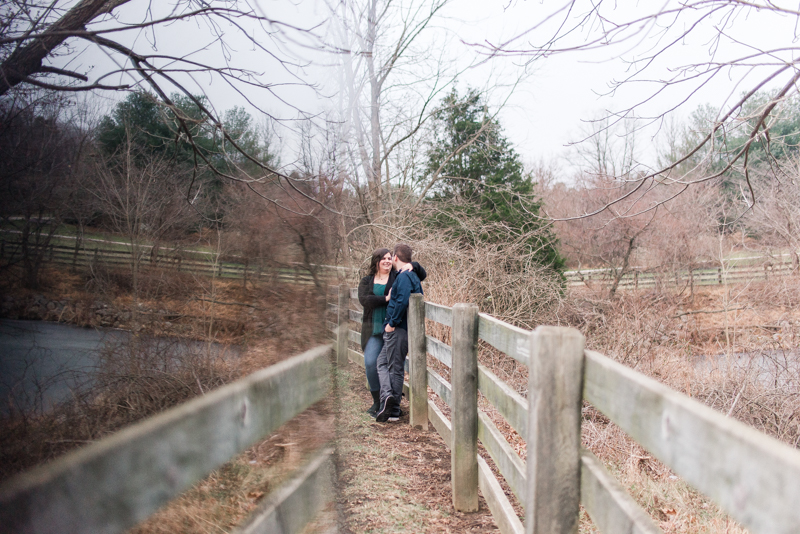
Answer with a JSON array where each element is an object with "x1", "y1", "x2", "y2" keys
[{"x1": 0, "y1": 319, "x2": 237, "y2": 415}]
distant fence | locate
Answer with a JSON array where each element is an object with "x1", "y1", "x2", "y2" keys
[
  {"x1": 329, "y1": 285, "x2": 800, "y2": 534},
  {"x1": 566, "y1": 253, "x2": 799, "y2": 289},
  {"x1": 0, "y1": 346, "x2": 334, "y2": 534},
  {"x1": 0, "y1": 234, "x2": 333, "y2": 285}
]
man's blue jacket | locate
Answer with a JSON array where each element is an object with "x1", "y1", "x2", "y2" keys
[{"x1": 383, "y1": 269, "x2": 423, "y2": 330}]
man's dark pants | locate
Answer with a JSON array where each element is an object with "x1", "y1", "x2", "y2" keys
[{"x1": 377, "y1": 327, "x2": 408, "y2": 415}]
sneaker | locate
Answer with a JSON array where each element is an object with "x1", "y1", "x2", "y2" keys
[
  {"x1": 376, "y1": 396, "x2": 396, "y2": 423},
  {"x1": 388, "y1": 416, "x2": 400, "y2": 422}
]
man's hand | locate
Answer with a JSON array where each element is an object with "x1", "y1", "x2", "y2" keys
[
  {"x1": 385, "y1": 324, "x2": 395, "y2": 333},
  {"x1": 385, "y1": 288, "x2": 392, "y2": 302}
]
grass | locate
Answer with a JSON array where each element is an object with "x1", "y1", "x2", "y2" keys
[
  {"x1": 334, "y1": 367, "x2": 441, "y2": 533},
  {"x1": 332, "y1": 355, "x2": 502, "y2": 533},
  {"x1": 611, "y1": 460, "x2": 747, "y2": 533}
]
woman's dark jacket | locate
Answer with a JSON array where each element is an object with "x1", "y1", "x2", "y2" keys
[{"x1": 358, "y1": 262, "x2": 426, "y2": 350}]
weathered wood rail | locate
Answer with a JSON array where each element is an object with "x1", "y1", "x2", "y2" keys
[
  {"x1": 0, "y1": 238, "x2": 321, "y2": 285},
  {"x1": 0, "y1": 345, "x2": 334, "y2": 534},
  {"x1": 330, "y1": 284, "x2": 800, "y2": 534},
  {"x1": 566, "y1": 253, "x2": 799, "y2": 289}
]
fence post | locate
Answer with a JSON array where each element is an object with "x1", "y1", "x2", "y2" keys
[
  {"x1": 408, "y1": 294, "x2": 427, "y2": 430},
  {"x1": 525, "y1": 326, "x2": 585, "y2": 534},
  {"x1": 336, "y1": 284, "x2": 349, "y2": 366},
  {"x1": 451, "y1": 303, "x2": 479, "y2": 512}
]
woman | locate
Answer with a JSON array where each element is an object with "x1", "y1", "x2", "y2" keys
[{"x1": 358, "y1": 248, "x2": 427, "y2": 416}]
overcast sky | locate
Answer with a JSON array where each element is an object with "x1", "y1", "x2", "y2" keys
[{"x1": 59, "y1": 0, "x2": 800, "y2": 178}]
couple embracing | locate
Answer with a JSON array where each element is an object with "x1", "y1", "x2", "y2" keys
[{"x1": 357, "y1": 244, "x2": 424, "y2": 423}]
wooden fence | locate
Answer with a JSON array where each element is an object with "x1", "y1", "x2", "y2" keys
[
  {"x1": 0, "y1": 345, "x2": 334, "y2": 534},
  {"x1": 0, "y1": 238, "x2": 320, "y2": 285},
  {"x1": 330, "y1": 284, "x2": 800, "y2": 534},
  {"x1": 566, "y1": 253, "x2": 799, "y2": 290}
]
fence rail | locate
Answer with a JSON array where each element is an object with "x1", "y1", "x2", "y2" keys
[
  {"x1": 0, "y1": 345, "x2": 333, "y2": 534},
  {"x1": 565, "y1": 253, "x2": 799, "y2": 289},
  {"x1": 0, "y1": 239, "x2": 319, "y2": 284},
  {"x1": 329, "y1": 283, "x2": 800, "y2": 534}
]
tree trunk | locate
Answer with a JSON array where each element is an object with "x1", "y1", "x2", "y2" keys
[{"x1": 609, "y1": 237, "x2": 635, "y2": 298}]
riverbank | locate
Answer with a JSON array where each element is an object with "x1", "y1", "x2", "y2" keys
[{"x1": 0, "y1": 265, "x2": 322, "y2": 347}]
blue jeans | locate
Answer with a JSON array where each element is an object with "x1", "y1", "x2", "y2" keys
[{"x1": 363, "y1": 334, "x2": 383, "y2": 391}]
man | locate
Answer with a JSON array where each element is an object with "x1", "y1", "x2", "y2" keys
[{"x1": 375, "y1": 243, "x2": 423, "y2": 423}]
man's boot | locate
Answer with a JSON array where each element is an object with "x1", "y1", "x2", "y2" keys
[{"x1": 366, "y1": 390, "x2": 380, "y2": 417}]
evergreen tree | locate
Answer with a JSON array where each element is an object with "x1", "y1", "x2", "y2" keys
[
  {"x1": 97, "y1": 91, "x2": 273, "y2": 175},
  {"x1": 97, "y1": 91, "x2": 176, "y2": 157},
  {"x1": 424, "y1": 89, "x2": 564, "y2": 271}
]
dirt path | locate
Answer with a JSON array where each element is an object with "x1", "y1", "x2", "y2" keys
[{"x1": 333, "y1": 360, "x2": 499, "y2": 533}]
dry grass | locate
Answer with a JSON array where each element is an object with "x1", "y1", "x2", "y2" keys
[
  {"x1": 568, "y1": 278, "x2": 800, "y2": 532},
  {"x1": 334, "y1": 363, "x2": 500, "y2": 533}
]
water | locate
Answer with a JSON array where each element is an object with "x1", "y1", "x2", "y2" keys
[
  {"x1": 0, "y1": 319, "x2": 236, "y2": 415},
  {"x1": 696, "y1": 349, "x2": 800, "y2": 389}
]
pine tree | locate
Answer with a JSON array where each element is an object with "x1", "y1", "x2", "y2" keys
[{"x1": 424, "y1": 89, "x2": 564, "y2": 271}]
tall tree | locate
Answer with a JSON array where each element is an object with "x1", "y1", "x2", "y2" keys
[
  {"x1": 331, "y1": 0, "x2": 455, "y2": 226},
  {"x1": 99, "y1": 92, "x2": 271, "y2": 163},
  {"x1": 423, "y1": 89, "x2": 564, "y2": 270}
]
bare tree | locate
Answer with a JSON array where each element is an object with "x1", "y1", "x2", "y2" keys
[
  {"x1": 87, "y1": 132, "x2": 197, "y2": 299},
  {"x1": 329, "y1": 0, "x2": 459, "y2": 227},
  {"x1": 548, "y1": 174, "x2": 722, "y2": 298},
  {"x1": 550, "y1": 174, "x2": 658, "y2": 297},
  {"x1": 746, "y1": 159, "x2": 800, "y2": 268},
  {"x1": 480, "y1": 1, "x2": 800, "y2": 216},
  {"x1": 573, "y1": 115, "x2": 640, "y2": 182}
]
